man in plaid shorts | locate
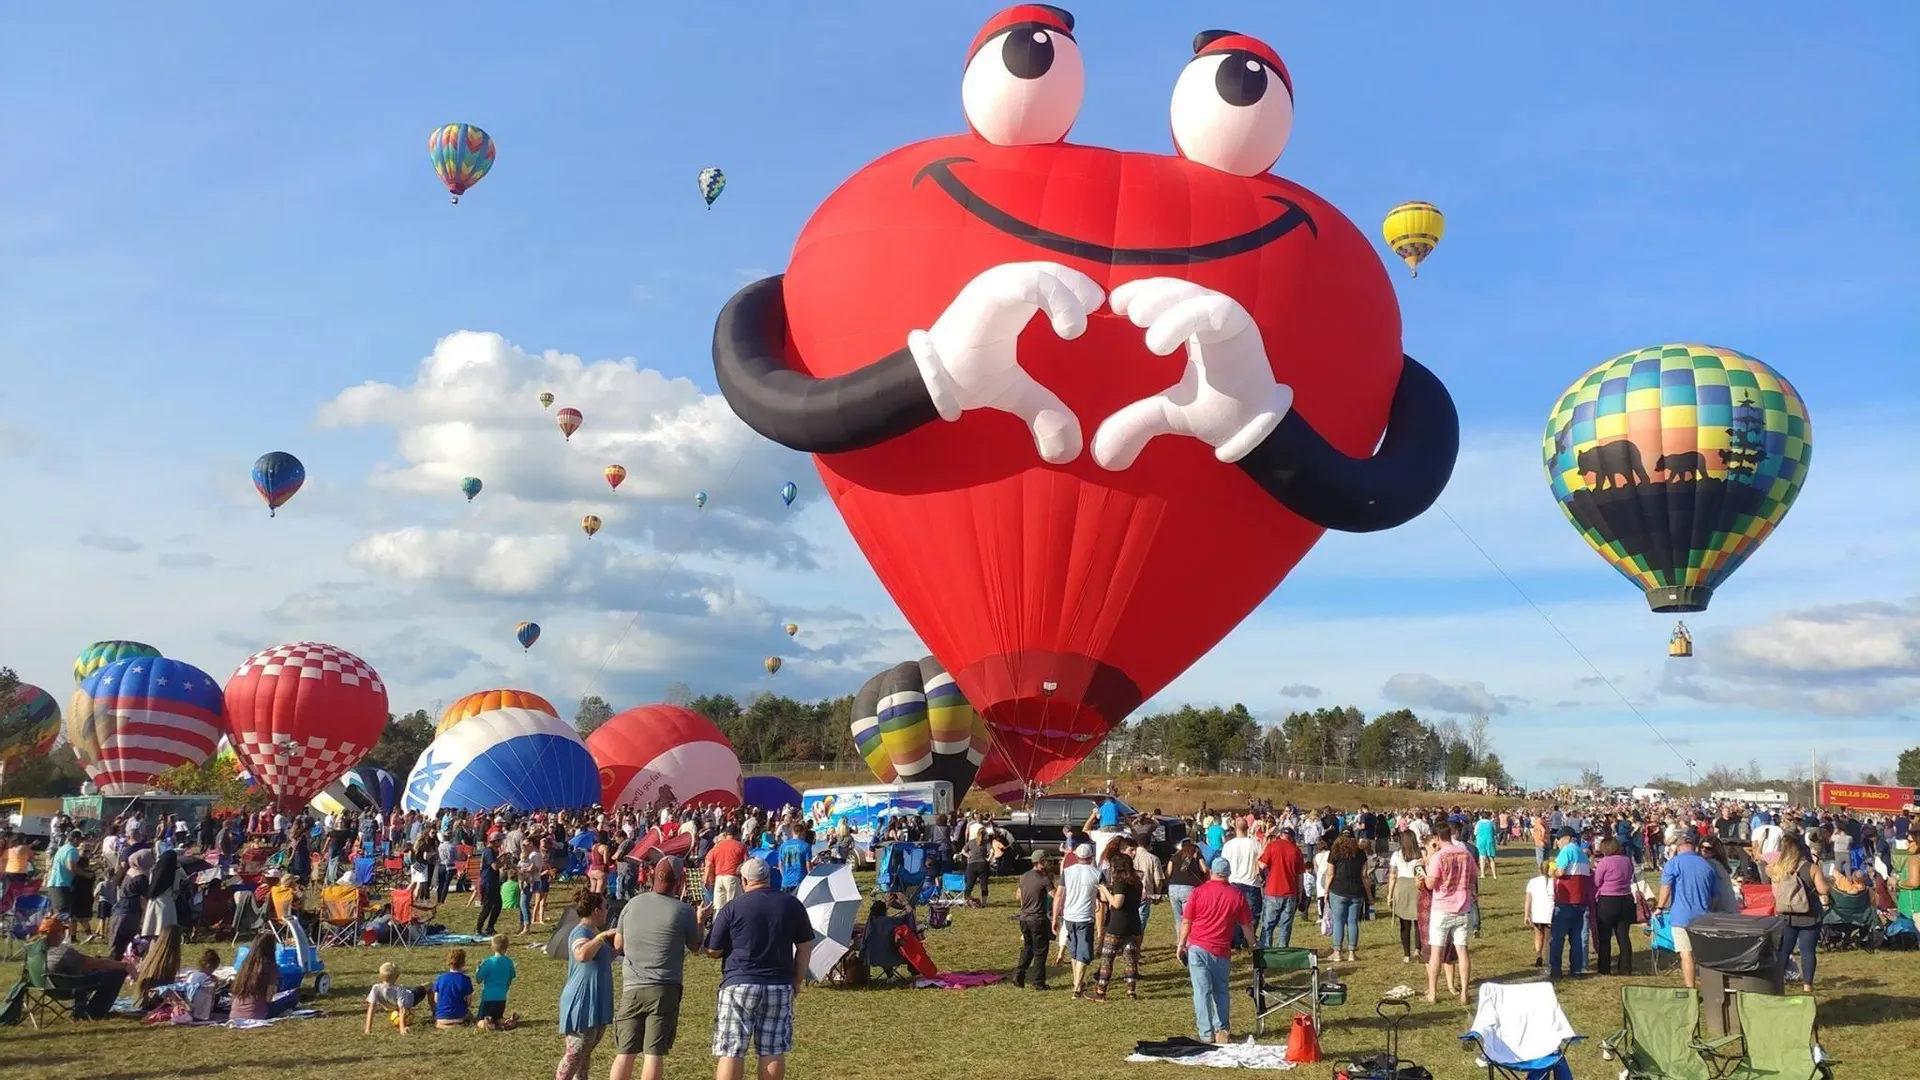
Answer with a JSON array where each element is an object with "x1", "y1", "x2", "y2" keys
[{"x1": 703, "y1": 857, "x2": 814, "y2": 1080}]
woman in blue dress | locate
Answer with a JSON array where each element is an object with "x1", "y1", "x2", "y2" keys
[{"x1": 555, "y1": 890, "x2": 615, "y2": 1080}]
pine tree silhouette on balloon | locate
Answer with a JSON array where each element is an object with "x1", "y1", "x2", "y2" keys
[{"x1": 1720, "y1": 393, "x2": 1768, "y2": 485}]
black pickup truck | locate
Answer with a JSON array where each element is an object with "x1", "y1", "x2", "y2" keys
[{"x1": 995, "y1": 793, "x2": 1187, "y2": 866}]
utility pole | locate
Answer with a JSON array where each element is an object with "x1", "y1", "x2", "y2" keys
[{"x1": 1811, "y1": 748, "x2": 1819, "y2": 807}]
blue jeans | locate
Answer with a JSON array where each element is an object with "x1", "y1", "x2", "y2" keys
[
  {"x1": 1259, "y1": 894, "x2": 1296, "y2": 948},
  {"x1": 1138, "y1": 900, "x2": 1153, "y2": 935},
  {"x1": 1186, "y1": 946, "x2": 1231, "y2": 1041},
  {"x1": 1232, "y1": 885, "x2": 1261, "y2": 948},
  {"x1": 1328, "y1": 893, "x2": 1363, "y2": 951},
  {"x1": 1549, "y1": 904, "x2": 1588, "y2": 977}
]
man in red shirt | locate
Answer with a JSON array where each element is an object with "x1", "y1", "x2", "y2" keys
[
  {"x1": 1176, "y1": 857, "x2": 1255, "y2": 1045},
  {"x1": 1256, "y1": 827, "x2": 1303, "y2": 948},
  {"x1": 703, "y1": 826, "x2": 748, "y2": 914}
]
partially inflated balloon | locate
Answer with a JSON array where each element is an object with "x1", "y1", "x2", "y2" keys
[
  {"x1": 588, "y1": 704, "x2": 742, "y2": 808},
  {"x1": 252, "y1": 452, "x2": 305, "y2": 517},
  {"x1": 1381, "y1": 201, "x2": 1445, "y2": 277},
  {"x1": 581, "y1": 515, "x2": 602, "y2": 539},
  {"x1": 73, "y1": 640, "x2": 161, "y2": 686},
  {"x1": 557, "y1": 408, "x2": 584, "y2": 441},
  {"x1": 539, "y1": 392, "x2": 555, "y2": 409},
  {"x1": 604, "y1": 465, "x2": 626, "y2": 490},
  {"x1": 515, "y1": 621, "x2": 541, "y2": 651},
  {"x1": 404, "y1": 707, "x2": 599, "y2": 814},
  {"x1": 429, "y1": 123, "x2": 495, "y2": 204},
  {"x1": 437, "y1": 688, "x2": 557, "y2": 737},
  {"x1": 69, "y1": 657, "x2": 223, "y2": 794},
  {"x1": 1544, "y1": 344, "x2": 1811, "y2": 613},
  {"x1": 0, "y1": 682, "x2": 60, "y2": 767},
  {"x1": 849, "y1": 655, "x2": 992, "y2": 802},
  {"x1": 460, "y1": 476, "x2": 483, "y2": 502}
]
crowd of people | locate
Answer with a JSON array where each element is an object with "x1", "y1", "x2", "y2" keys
[{"x1": 6, "y1": 788, "x2": 1920, "y2": 1064}]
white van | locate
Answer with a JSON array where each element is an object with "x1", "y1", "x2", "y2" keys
[{"x1": 799, "y1": 781, "x2": 954, "y2": 848}]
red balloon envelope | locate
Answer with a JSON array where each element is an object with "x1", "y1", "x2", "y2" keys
[
  {"x1": 224, "y1": 641, "x2": 390, "y2": 807},
  {"x1": 711, "y1": 9, "x2": 1458, "y2": 784},
  {"x1": 588, "y1": 704, "x2": 742, "y2": 809}
]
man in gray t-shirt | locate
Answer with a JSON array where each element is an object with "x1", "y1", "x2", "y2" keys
[{"x1": 609, "y1": 860, "x2": 703, "y2": 1080}]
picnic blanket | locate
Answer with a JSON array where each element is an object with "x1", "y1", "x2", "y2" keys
[
  {"x1": 914, "y1": 971, "x2": 1004, "y2": 990},
  {"x1": 418, "y1": 932, "x2": 493, "y2": 946},
  {"x1": 1126, "y1": 1039, "x2": 1298, "y2": 1070}
]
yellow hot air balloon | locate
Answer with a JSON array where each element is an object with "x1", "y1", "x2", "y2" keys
[
  {"x1": 764, "y1": 656, "x2": 782, "y2": 675},
  {"x1": 581, "y1": 515, "x2": 602, "y2": 539},
  {"x1": 539, "y1": 392, "x2": 555, "y2": 408},
  {"x1": 783, "y1": 622, "x2": 798, "y2": 637},
  {"x1": 1382, "y1": 201, "x2": 1445, "y2": 277},
  {"x1": 604, "y1": 464, "x2": 627, "y2": 491}
]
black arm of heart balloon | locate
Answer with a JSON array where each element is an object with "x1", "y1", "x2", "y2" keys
[
  {"x1": 712, "y1": 274, "x2": 940, "y2": 455},
  {"x1": 1234, "y1": 356, "x2": 1459, "y2": 533},
  {"x1": 714, "y1": 275, "x2": 1459, "y2": 532}
]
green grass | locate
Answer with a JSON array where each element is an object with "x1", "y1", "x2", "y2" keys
[{"x1": 8, "y1": 853, "x2": 1916, "y2": 1080}]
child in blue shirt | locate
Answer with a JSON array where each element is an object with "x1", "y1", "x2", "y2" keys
[
  {"x1": 473, "y1": 934, "x2": 520, "y2": 1030},
  {"x1": 431, "y1": 949, "x2": 474, "y2": 1027}
]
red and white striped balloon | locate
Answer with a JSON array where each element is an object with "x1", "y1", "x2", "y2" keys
[
  {"x1": 223, "y1": 641, "x2": 389, "y2": 807},
  {"x1": 587, "y1": 704, "x2": 742, "y2": 809}
]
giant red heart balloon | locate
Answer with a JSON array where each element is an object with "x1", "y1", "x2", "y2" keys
[{"x1": 714, "y1": 11, "x2": 1444, "y2": 785}]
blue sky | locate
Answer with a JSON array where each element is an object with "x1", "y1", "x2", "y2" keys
[{"x1": 2, "y1": 4, "x2": 1915, "y2": 787}]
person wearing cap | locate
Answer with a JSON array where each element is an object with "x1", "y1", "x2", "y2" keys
[
  {"x1": 609, "y1": 860, "x2": 704, "y2": 1080},
  {"x1": 1013, "y1": 851, "x2": 1056, "y2": 990},
  {"x1": 1176, "y1": 857, "x2": 1253, "y2": 1045},
  {"x1": 1546, "y1": 826, "x2": 1593, "y2": 978},
  {"x1": 1655, "y1": 833, "x2": 1720, "y2": 988},
  {"x1": 1051, "y1": 842, "x2": 1101, "y2": 996},
  {"x1": 38, "y1": 915, "x2": 132, "y2": 1019},
  {"x1": 703, "y1": 856, "x2": 813, "y2": 1080}
]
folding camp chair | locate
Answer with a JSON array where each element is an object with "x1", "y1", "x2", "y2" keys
[
  {"x1": 1247, "y1": 946, "x2": 1320, "y2": 1036},
  {"x1": 316, "y1": 885, "x2": 363, "y2": 948},
  {"x1": 1599, "y1": 985, "x2": 1714, "y2": 1080},
  {"x1": 19, "y1": 940, "x2": 85, "y2": 1028},
  {"x1": 1716, "y1": 993, "x2": 1835, "y2": 1080},
  {"x1": 1644, "y1": 912, "x2": 1679, "y2": 975},
  {"x1": 230, "y1": 890, "x2": 267, "y2": 943},
  {"x1": 388, "y1": 888, "x2": 428, "y2": 947},
  {"x1": 4, "y1": 895, "x2": 50, "y2": 961},
  {"x1": 1461, "y1": 981, "x2": 1583, "y2": 1080},
  {"x1": 935, "y1": 872, "x2": 967, "y2": 906},
  {"x1": 268, "y1": 883, "x2": 299, "y2": 922},
  {"x1": 351, "y1": 857, "x2": 376, "y2": 887},
  {"x1": 1821, "y1": 888, "x2": 1879, "y2": 949},
  {"x1": 1739, "y1": 882, "x2": 1775, "y2": 917}
]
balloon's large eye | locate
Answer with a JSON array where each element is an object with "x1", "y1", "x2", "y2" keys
[
  {"x1": 1171, "y1": 47, "x2": 1293, "y2": 175},
  {"x1": 962, "y1": 24, "x2": 1084, "y2": 146}
]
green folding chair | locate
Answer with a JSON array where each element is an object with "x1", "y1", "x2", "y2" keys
[
  {"x1": 1600, "y1": 985, "x2": 1715, "y2": 1080},
  {"x1": 1247, "y1": 946, "x2": 1319, "y2": 1035},
  {"x1": 1724, "y1": 994, "x2": 1835, "y2": 1080}
]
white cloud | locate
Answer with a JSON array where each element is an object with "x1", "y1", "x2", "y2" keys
[
  {"x1": 79, "y1": 533, "x2": 143, "y2": 553},
  {"x1": 1662, "y1": 597, "x2": 1920, "y2": 716},
  {"x1": 1279, "y1": 684, "x2": 1322, "y2": 699},
  {"x1": 1381, "y1": 672, "x2": 1513, "y2": 716}
]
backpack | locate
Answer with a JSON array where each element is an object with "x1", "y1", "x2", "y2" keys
[{"x1": 1773, "y1": 866, "x2": 1811, "y2": 915}]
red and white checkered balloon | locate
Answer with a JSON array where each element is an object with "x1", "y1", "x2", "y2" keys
[{"x1": 223, "y1": 641, "x2": 388, "y2": 806}]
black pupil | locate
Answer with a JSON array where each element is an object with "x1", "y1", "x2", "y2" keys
[
  {"x1": 1003, "y1": 28, "x2": 1055, "y2": 80},
  {"x1": 1214, "y1": 52, "x2": 1267, "y2": 106}
]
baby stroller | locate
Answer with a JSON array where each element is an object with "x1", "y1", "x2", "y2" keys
[{"x1": 270, "y1": 916, "x2": 330, "y2": 996}]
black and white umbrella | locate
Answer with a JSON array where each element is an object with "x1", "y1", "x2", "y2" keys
[{"x1": 796, "y1": 864, "x2": 862, "y2": 981}]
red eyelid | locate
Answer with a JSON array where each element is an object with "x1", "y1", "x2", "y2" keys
[
  {"x1": 969, "y1": 5, "x2": 1075, "y2": 62},
  {"x1": 1195, "y1": 34, "x2": 1291, "y2": 96}
]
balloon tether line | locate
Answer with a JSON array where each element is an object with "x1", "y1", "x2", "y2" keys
[
  {"x1": 1434, "y1": 503, "x2": 1692, "y2": 770},
  {"x1": 577, "y1": 443, "x2": 757, "y2": 702}
]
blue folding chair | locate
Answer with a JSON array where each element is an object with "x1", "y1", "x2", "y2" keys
[
  {"x1": 351, "y1": 857, "x2": 376, "y2": 887},
  {"x1": 5, "y1": 894, "x2": 52, "y2": 960},
  {"x1": 1462, "y1": 981, "x2": 1583, "y2": 1080}
]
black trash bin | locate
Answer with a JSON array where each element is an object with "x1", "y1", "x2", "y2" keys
[{"x1": 1684, "y1": 912, "x2": 1787, "y2": 1037}]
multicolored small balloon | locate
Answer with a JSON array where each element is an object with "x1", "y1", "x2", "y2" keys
[
  {"x1": 605, "y1": 465, "x2": 627, "y2": 490},
  {"x1": 780, "y1": 481, "x2": 797, "y2": 507},
  {"x1": 1381, "y1": 201, "x2": 1445, "y2": 278},
  {"x1": 694, "y1": 490, "x2": 708, "y2": 509},
  {"x1": 252, "y1": 451, "x2": 305, "y2": 517},
  {"x1": 460, "y1": 476, "x2": 483, "y2": 502},
  {"x1": 698, "y1": 166, "x2": 726, "y2": 208},
  {"x1": 539, "y1": 391, "x2": 555, "y2": 409},
  {"x1": 514, "y1": 621, "x2": 541, "y2": 651},
  {"x1": 558, "y1": 408, "x2": 584, "y2": 441},
  {"x1": 582, "y1": 515, "x2": 602, "y2": 539},
  {"x1": 764, "y1": 656, "x2": 782, "y2": 675},
  {"x1": 784, "y1": 623, "x2": 798, "y2": 637},
  {"x1": 428, "y1": 123, "x2": 496, "y2": 204}
]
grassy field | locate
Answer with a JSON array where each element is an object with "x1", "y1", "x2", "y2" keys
[{"x1": 9, "y1": 851, "x2": 1915, "y2": 1080}]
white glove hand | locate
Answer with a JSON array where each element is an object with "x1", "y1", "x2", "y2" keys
[
  {"x1": 1091, "y1": 278, "x2": 1294, "y2": 471},
  {"x1": 907, "y1": 261, "x2": 1105, "y2": 465}
]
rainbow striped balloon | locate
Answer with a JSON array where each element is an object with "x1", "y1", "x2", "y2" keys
[{"x1": 428, "y1": 123, "x2": 496, "y2": 204}]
